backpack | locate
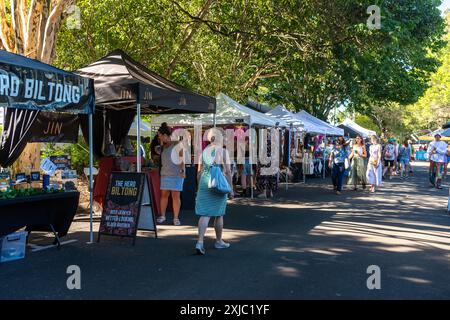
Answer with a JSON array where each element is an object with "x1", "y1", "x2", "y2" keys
[{"x1": 385, "y1": 145, "x2": 393, "y2": 158}]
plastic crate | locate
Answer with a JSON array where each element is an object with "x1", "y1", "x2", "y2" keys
[{"x1": 0, "y1": 231, "x2": 28, "y2": 263}]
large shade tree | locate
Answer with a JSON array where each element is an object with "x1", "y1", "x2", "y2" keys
[
  {"x1": 55, "y1": 0, "x2": 445, "y2": 123},
  {"x1": 0, "y1": 0, "x2": 74, "y2": 172},
  {"x1": 404, "y1": 10, "x2": 450, "y2": 131}
]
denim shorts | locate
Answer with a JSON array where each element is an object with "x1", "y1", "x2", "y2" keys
[{"x1": 160, "y1": 176, "x2": 184, "y2": 191}]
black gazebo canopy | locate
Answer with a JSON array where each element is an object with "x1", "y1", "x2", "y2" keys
[
  {"x1": 0, "y1": 49, "x2": 94, "y2": 167},
  {"x1": 76, "y1": 49, "x2": 216, "y2": 114}
]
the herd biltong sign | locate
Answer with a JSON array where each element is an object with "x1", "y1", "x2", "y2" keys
[{"x1": 0, "y1": 62, "x2": 94, "y2": 114}]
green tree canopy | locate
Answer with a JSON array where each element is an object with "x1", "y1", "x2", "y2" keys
[{"x1": 55, "y1": 0, "x2": 446, "y2": 122}]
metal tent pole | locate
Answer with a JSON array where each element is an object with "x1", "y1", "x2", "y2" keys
[
  {"x1": 448, "y1": 187, "x2": 450, "y2": 214},
  {"x1": 286, "y1": 127, "x2": 292, "y2": 191},
  {"x1": 137, "y1": 103, "x2": 142, "y2": 172},
  {"x1": 250, "y1": 123, "x2": 254, "y2": 199},
  {"x1": 323, "y1": 131, "x2": 327, "y2": 180},
  {"x1": 88, "y1": 112, "x2": 94, "y2": 244},
  {"x1": 303, "y1": 141, "x2": 306, "y2": 184}
]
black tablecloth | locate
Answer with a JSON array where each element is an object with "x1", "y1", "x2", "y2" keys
[
  {"x1": 0, "y1": 191, "x2": 80, "y2": 238},
  {"x1": 181, "y1": 166, "x2": 197, "y2": 210}
]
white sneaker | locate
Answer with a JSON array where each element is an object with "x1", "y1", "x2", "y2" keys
[
  {"x1": 173, "y1": 218, "x2": 181, "y2": 226},
  {"x1": 195, "y1": 242, "x2": 206, "y2": 255},
  {"x1": 156, "y1": 216, "x2": 166, "y2": 224},
  {"x1": 214, "y1": 240, "x2": 231, "y2": 249}
]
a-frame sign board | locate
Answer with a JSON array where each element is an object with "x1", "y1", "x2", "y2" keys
[{"x1": 98, "y1": 172, "x2": 157, "y2": 245}]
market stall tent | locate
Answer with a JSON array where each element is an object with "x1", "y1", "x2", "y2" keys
[
  {"x1": 338, "y1": 118, "x2": 376, "y2": 138},
  {"x1": 76, "y1": 50, "x2": 215, "y2": 114},
  {"x1": 265, "y1": 105, "x2": 305, "y2": 131},
  {"x1": 152, "y1": 93, "x2": 286, "y2": 199},
  {"x1": 76, "y1": 49, "x2": 216, "y2": 171},
  {"x1": 419, "y1": 128, "x2": 450, "y2": 141},
  {"x1": 337, "y1": 124, "x2": 361, "y2": 138},
  {"x1": 0, "y1": 49, "x2": 96, "y2": 243},
  {"x1": 128, "y1": 119, "x2": 152, "y2": 137},
  {"x1": 151, "y1": 93, "x2": 285, "y2": 127},
  {"x1": 295, "y1": 110, "x2": 343, "y2": 135}
]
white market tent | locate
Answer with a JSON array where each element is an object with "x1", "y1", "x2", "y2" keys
[
  {"x1": 265, "y1": 105, "x2": 305, "y2": 131},
  {"x1": 128, "y1": 119, "x2": 152, "y2": 137},
  {"x1": 295, "y1": 110, "x2": 344, "y2": 136},
  {"x1": 151, "y1": 93, "x2": 285, "y2": 128},
  {"x1": 339, "y1": 118, "x2": 376, "y2": 138}
]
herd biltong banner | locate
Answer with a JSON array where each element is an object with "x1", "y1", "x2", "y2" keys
[
  {"x1": 0, "y1": 60, "x2": 94, "y2": 114},
  {"x1": 29, "y1": 112, "x2": 80, "y2": 143},
  {"x1": 98, "y1": 172, "x2": 146, "y2": 245}
]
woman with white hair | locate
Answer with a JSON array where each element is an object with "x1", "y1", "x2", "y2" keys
[{"x1": 194, "y1": 129, "x2": 234, "y2": 255}]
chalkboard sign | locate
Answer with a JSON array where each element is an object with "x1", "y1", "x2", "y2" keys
[
  {"x1": 30, "y1": 172, "x2": 41, "y2": 182},
  {"x1": 15, "y1": 173, "x2": 26, "y2": 182},
  {"x1": 49, "y1": 155, "x2": 71, "y2": 171},
  {"x1": 98, "y1": 172, "x2": 156, "y2": 245}
]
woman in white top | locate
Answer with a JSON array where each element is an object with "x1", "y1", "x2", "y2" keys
[
  {"x1": 427, "y1": 133, "x2": 448, "y2": 189},
  {"x1": 366, "y1": 135, "x2": 382, "y2": 193}
]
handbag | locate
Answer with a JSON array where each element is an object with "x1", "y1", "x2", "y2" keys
[
  {"x1": 369, "y1": 158, "x2": 378, "y2": 166},
  {"x1": 207, "y1": 148, "x2": 232, "y2": 194},
  {"x1": 208, "y1": 165, "x2": 232, "y2": 194},
  {"x1": 344, "y1": 158, "x2": 350, "y2": 170}
]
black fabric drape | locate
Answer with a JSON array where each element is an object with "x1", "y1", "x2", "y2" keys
[
  {"x1": 283, "y1": 130, "x2": 290, "y2": 167},
  {"x1": 107, "y1": 109, "x2": 135, "y2": 146},
  {"x1": 80, "y1": 109, "x2": 135, "y2": 159},
  {"x1": 0, "y1": 108, "x2": 40, "y2": 167},
  {"x1": 80, "y1": 110, "x2": 104, "y2": 159}
]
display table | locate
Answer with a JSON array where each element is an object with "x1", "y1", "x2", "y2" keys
[{"x1": 0, "y1": 191, "x2": 80, "y2": 246}]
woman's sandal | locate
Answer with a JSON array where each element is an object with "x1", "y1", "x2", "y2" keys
[{"x1": 156, "y1": 216, "x2": 166, "y2": 224}]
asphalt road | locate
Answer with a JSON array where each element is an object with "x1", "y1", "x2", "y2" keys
[{"x1": 1, "y1": 162, "x2": 449, "y2": 300}]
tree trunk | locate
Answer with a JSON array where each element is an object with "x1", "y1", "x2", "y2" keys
[{"x1": 0, "y1": 0, "x2": 71, "y2": 174}]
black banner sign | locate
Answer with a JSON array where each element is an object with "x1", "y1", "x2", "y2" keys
[
  {"x1": 29, "y1": 112, "x2": 79, "y2": 143},
  {"x1": 98, "y1": 172, "x2": 146, "y2": 244},
  {"x1": 0, "y1": 60, "x2": 94, "y2": 114}
]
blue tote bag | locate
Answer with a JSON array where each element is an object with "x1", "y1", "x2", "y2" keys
[{"x1": 208, "y1": 165, "x2": 232, "y2": 194}]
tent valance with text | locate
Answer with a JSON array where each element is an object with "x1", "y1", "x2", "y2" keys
[
  {"x1": 76, "y1": 50, "x2": 215, "y2": 114},
  {"x1": 0, "y1": 50, "x2": 94, "y2": 114}
]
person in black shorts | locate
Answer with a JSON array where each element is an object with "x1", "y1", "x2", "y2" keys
[{"x1": 383, "y1": 139, "x2": 396, "y2": 179}]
